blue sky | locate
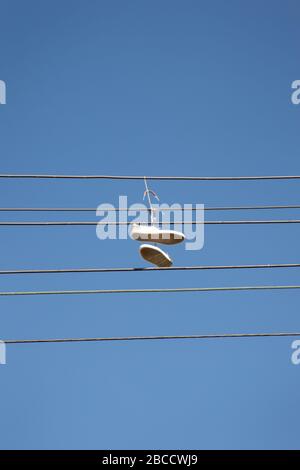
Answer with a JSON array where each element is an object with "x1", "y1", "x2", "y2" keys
[{"x1": 0, "y1": 0, "x2": 300, "y2": 449}]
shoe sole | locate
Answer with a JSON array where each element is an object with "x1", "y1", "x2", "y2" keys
[{"x1": 140, "y1": 244, "x2": 173, "y2": 267}]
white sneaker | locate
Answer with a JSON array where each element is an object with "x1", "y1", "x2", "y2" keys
[
  {"x1": 140, "y1": 244, "x2": 173, "y2": 267},
  {"x1": 131, "y1": 224, "x2": 185, "y2": 245}
]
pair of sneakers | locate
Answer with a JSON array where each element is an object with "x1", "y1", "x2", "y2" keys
[{"x1": 130, "y1": 224, "x2": 185, "y2": 267}]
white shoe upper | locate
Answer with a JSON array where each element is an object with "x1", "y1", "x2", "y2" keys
[{"x1": 130, "y1": 224, "x2": 185, "y2": 245}]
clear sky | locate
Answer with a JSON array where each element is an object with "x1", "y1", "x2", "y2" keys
[{"x1": 0, "y1": 0, "x2": 299, "y2": 450}]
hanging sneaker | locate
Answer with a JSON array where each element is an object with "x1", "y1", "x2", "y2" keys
[
  {"x1": 130, "y1": 224, "x2": 185, "y2": 245},
  {"x1": 139, "y1": 244, "x2": 173, "y2": 267}
]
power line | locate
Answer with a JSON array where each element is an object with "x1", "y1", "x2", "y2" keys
[
  {"x1": 0, "y1": 174, "x2": 300, "y2": 181},
  {"x1": 1, "y1": 204, "x2": 300, "y2": 212},
  {"x1": 4, "y1": 331, "x2": 300, "y2": 344},
  {"x1": 1, "y1": 285, "x2": 300, "y2": 296},
  {"x1": 1, "y1": 262, "x2": 300, "y2": 276},
  {"x1": 0, "y1": 219, "x2": 300, "y2": 226}
]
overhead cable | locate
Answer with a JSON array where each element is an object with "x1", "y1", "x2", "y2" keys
[
  {"x1": 0, "y1": 219, "x2": 300, "y2": 226},
  {"x1": 0, "y1": 263, "x2": 300, "y2": 276},
  {"x1": 1, "y1": 204, "x2": 300, "y2": 212},
  {"x1": 4, "y1": 331, "x2": 300, "y2": 344},
  {"x1": 1, "y1": 285, "x2": 300, "y2": 296},
  {"x1": 0, "y1": 174, "x2": 300, "y2": 181}
]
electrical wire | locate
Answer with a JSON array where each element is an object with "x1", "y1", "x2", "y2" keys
[
  {"x1": 0, "y1": 174, "x2": 300, "y2": 180},
  {"x1": 4, "y1": 331, "x2": 300, "y2": 344},
  {"x1": 0, "y1": 263, "x2": 300, "y2": 276},
  {"x1": 0, "y1": 220, "x2": 300, "y2": 226},
  {"x1": 1, "y1": 285, "x2": 300, "y2": 296},
  {"x1": 1, "y1": 204, "x2": 300, "y2": 212}
]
